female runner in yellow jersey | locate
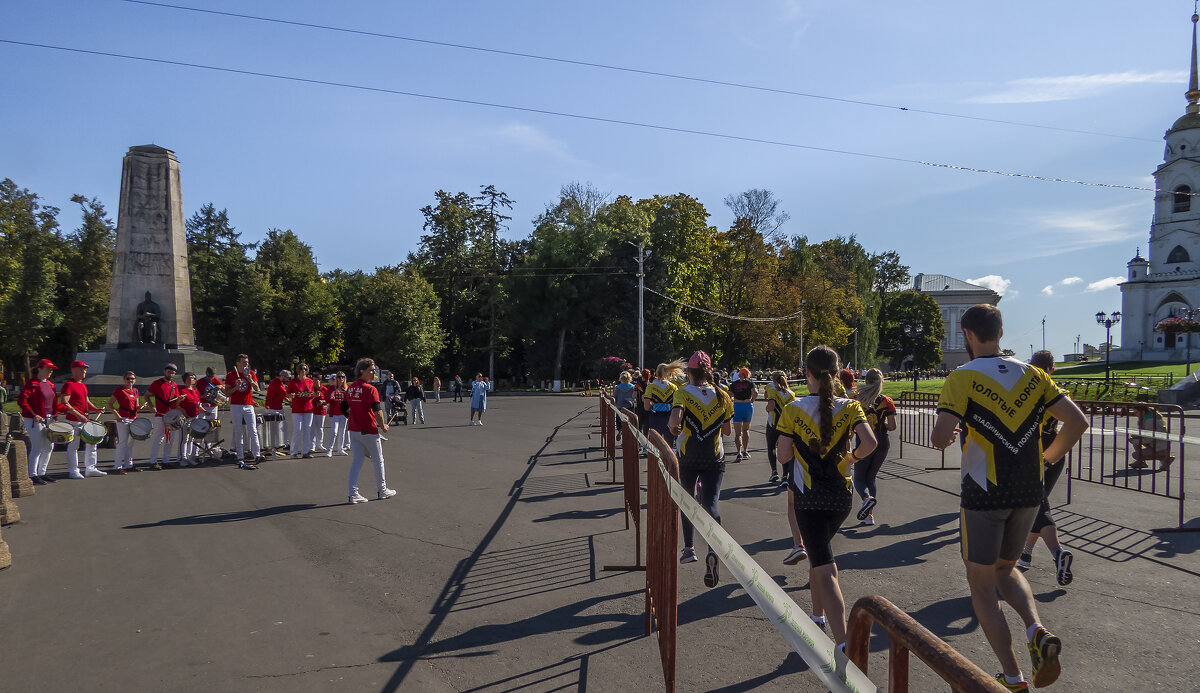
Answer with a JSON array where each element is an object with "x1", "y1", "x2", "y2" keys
[
  {"x1": 776, "y1": 346, "x2": 877, "y2": 647},
  {"x1": 643, "y1": 359, "x2": 685, "y2": 446}
]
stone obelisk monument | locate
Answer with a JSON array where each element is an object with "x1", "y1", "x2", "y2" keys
[{"x1": 77, "y1": 145, "x2": 224, "y2": 384}]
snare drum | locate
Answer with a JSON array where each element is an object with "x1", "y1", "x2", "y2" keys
[
  {"x1": 188, "y1": 418, "x2": 211, "y2": 440},
  {"x1": 204, "y1": 384, "x2": 229, "y2": 404},
  {"x1": 128, "y1": 418, "x2": 153, "y2": 440},
  {"x1": 47, "y1": 422, "x2": 75, "y2": 444},
  {"x1": 163, "y1": 409, "x2": 185, "y2": 430},
  {"x1": 260, "y1": 412, "x2": 284, "y2": 423},
  {"x1": 80, "y1": 421, "x2": 107, "y2": 445}
]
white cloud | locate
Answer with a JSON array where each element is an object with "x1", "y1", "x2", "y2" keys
[
  {"x1": 967, "y1": 274, "x2": 1012, "y2": 296},
  {"x1": 490, "y1": 122, "x2": 584, "y2": 165},
  {"x1": 1060, "y1": 277, "x2": 1083, "y2": 286},
  {"x1": 1006, "y1": 202, "x2": 1145, "y2": 260},
  {"x1": 1041, "y1": 285, "x2": 1054, "y2": 296},
  {"x1": 967, "y1": 70, "x2": 1185, "y2": 104},
  {"x1": 1085, "y1": 276, "x2": 1125, "y2": 292}
]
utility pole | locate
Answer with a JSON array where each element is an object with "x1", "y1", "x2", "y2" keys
[
  {"x1": 628, "y1": 241, "x2": 650, "y2": 368},
  {"x1": 798, "y1": 299, "x2": 807, "y2": 374},
  {"x1": 1041, "y1": 316, "x2": 1046, "y2": 352}
]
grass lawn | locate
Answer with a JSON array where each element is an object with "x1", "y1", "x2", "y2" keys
[{"x1": 1052, "y1": 361, "x2": 1190, "y2": 378}]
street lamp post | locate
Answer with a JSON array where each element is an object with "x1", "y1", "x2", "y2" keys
[
  {"x1": 905, "y1": 322, "x2": 924, "y2": 391},
  {"x1": 1095, "y1": 310, "x2": 1122, "y2": 396},
  {"x1": 798, "y1": 299, "x2": 806, "y2": 375},
  {"x1": 627, "y1": 241, "x2": 651, "y2": 369}
]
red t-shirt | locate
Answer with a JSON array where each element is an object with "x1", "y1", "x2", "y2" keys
[
  {"x1": 178, "y1": 388, "x2": 202, "y2": 418},
  {"x1": 113, "y1": 387, "x2": 140, "y2": 419},
  {"x1": 197, "y1": 376, "x2": 223, "y2": 404},
  {"x1": 312, "y1": 385, "x2": 328, "y2": 416},
  {"x1": 327, "y1": 387, "x2": 347, "y2": 415},
  {"x1": 148, "y1": 378, "x2": 179, "y2": 417},
  {"x1": 226, "y1": 370, "x2": 258, "y2": 406},
  {"x1": 18, "y1": 379, "x2": 57, "y2": 419},
  {"x1": 288, "y1": 377, "x2": 315, "y2": 413},
  {"x1": 347, "y1": 379, "x2": 381, "y2": 434},
  {"x1": 265, "y1": 378, "x2": 288, "y2": 410},
  {"x1": 60, "y1": 380, "x2": 98, "y2": 422}
]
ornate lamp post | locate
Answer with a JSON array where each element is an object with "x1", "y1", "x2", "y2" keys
[{"x1": 1095, "y1": 310, "x2": 1121, "y2": 394}]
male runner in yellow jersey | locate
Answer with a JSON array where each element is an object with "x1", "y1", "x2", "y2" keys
[{"x1": 931, "y1": 304, "x2": 1087, "y2": 692}]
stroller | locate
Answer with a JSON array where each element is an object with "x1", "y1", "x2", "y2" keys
[{"x1": 388, "y1": 393, "x2": 408, "y2": 426}]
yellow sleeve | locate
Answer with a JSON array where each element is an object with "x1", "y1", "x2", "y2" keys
[
  {"x1": 776, "y1": 403, "x2": 796, "y2": 437},
  {"x1": 671, "y1": 388, "x2": 687, "y2": 409},
  {"x1": 937, "y1": 371, "x2": 967, "y2": 419},
  {"x1": 724, "y1": 396, "x2": 734, "y2": 422}
]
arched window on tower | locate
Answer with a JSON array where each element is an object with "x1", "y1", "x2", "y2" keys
[
  {"x1": 1174, "y1": 185, "x2": 1192, "y2": 213},
  {"x1": 1167, "y1": 245, "x2": 1191, "y2": 264}
]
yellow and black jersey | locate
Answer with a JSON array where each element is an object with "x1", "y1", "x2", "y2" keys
[
  {"x1": 1040, "y1": 410, "x2": 1060, "y2": 459},
  {"x1": 864, "y1": 395, "x2": 897, "y2": 436},
  {"x1": 777, "y1": 395, "x2": 866, "y2": 511},
  {"x1": 644, "y1": 380, "x2": 678, "y2": 414},
  {"x1": 937, "y1": 356, "x2": 1067, "y2": 510},
  {"x1": 672, "y1": 384, "x2": 733, "y2": 468},
  {"x1": 764, "y1": 383, "x2": 797, "y2": 430}
]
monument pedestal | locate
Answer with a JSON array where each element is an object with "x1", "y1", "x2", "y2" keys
[{"x1": 76, "y1": 345, "x2": 225, "y2": 395}]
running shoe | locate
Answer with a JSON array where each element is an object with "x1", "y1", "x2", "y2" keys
[
  {"x1": 1017, "y1": 549, "x2": 1033, "y2": 571},
  {"x1": 783, "y1": 545, "x2": 808, "y2": 565},
  {"x1": 377, "y1": 488, "x2": 397, "y2": 500},
  {"x1": 348, "y1": 492, "x2": 369, "y2": 504},
  {"x1": 1055, "y1": 549, "x2": 1074, "y2": 586},
  {"x1": 84, "y1": 467, "x2": 107, "y2": 477},
  {"x1": 779, "y1": 475, "x2": 790, "y2": 489},
  {"x1": 1028, "y1": 626, "x2": 1062, "y2": 688},
  {"x1": 856, "y1": 496, "x2": 877, "y2": 521},
  {"x1": 703, "y1": 551, "x2": 720, "y2": 587},
  {"x1": 768, "y1": 472, "x2": 781, "y2": 484},
  {"x1": 679, "y1": 547, "x2": 698, "y2": 564},
  {"x1": 68, "y1": 470, "x2": 86, "y2": 480},
  {"x1": 862, "y1": 515, "x2": 876, "y2": 526},
  {"x1": 743, "y1": 451, "x2": 751, "y2": 459},
  {"x1": 993, "y1": 674, "x2": 1029, "y2": 692}
]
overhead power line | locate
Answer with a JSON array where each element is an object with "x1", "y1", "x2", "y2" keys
[
  {"x1": 120, "y1": 0, "x2": 1156, "y2": 143},
  {"x1": 0, "y1": 39, "x2": 1171, "y2": 195},
  {"x1": 645, "y1": 288, "x2": 804, "y2": 322}
]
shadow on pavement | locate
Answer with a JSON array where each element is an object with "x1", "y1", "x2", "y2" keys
[{"x1": 122, "y1": 503, "x2": 342, "y2": 528}]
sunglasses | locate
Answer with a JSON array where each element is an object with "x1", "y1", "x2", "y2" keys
[{"x1": 125, "y1": 377, "x2": 136, "y2": 381}]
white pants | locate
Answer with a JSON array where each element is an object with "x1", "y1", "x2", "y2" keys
[
  {"x1": 410, "y1": 399, "x2": 424, "y2": 423},
  {"x1": 264, "y1": 408, "x2": 287, "y2": 449},
  {"x1": 310, "y1": 414, "x2": 325, "y2": 450},
  {"x1": 149, "y1": 416, "x2": 174, "y2": 465},
  {"x1": 176, "y1": 423, "x2": 196, "y2": 462},
  {"x1": 328, "y1": 415, "x2": 348, "y2": 454},
  {"x1": 231, "y1": 405, "x2": 261, "y2": 458},
  {"x1": 291, "y1": 412, "x2": 313, "y2": 454},
  {"x1": 200, "y1": 404, "x2": 218, "y2": 421},
  {"x1": 348, "y1": 431, "x2": 387, "y2": 496},
  {"x1": 113, "y1": 418, "x2": 135, "y2": 469},
  {"x1": 21, "y1": 418, "x2": 53, "y2": 477},
  {"x1": 65, "y1": 420, "x2": 99, "y2": 472}
]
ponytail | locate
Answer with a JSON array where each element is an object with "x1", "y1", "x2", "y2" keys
[
  {"x1": 855, "y1": 368, "x2": 883, "y2": 410},
  {"x1": 804, "y1": 346, "x2": 840, "y2": 453},
  {"x1": 771, "y1": 369, "x2": 788, "y2": 392}
]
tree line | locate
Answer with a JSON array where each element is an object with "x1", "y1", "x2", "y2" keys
[{"x1": 0, "y1": 177, "x2": 945, "y2": 383}]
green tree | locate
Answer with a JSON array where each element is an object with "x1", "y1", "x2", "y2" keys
[
  {"x1": 638, "y1": 194, "x2": 719, "y2": 357},
  {"x1": 186, "y1": 203, "x2": 252, "y2": 356},
  {"x1": 324, "y1": 268, "x2": 371, "y2": 362},
  {"x1": 0, "y1": 179, "x2": 63, "y2": 375},
  {"x1": 361, "y1": 266, "x2": 445, "y2": 376},
  {"x1": 878, "y1": 290, "x2": 944, "y2": 369},
  {"x1": 872, "y1": 250, "x2": 911, "y2": 359},
  {"x1": 60, "y1": 195, "x2": 115, "y2": 352}
]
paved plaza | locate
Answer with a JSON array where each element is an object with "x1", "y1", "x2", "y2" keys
[{"x1": 1, "y1": 394, "x2": 1197, "y2": 691}]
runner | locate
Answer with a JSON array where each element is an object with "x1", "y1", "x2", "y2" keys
[
  {"x1": 1017, "y1": 351, "x2": 1075, "y2": 587},
  {"x1": 775, "y1": 345, "x2": 876, "y2": 645},
  {"x1": 852, "y1": 368, "x2": 896, "y2": 526},
  {"x1": 668, "y1": 350, "x2": 734, "y2": 588},
  {"x1": 931, "y1": 304, "x2": 1087, "y2": 691},
  {"x1": 105, "y1": 371, "x2": 144, "y2": 474},
  {"x1": 345, "y1": 358, "x2": 396, "y2": 503},
  {"x1": 17, "y1": 359, "x2": 59, "y2": 484},
  {"x1": 326, "y1": 372, "x2": 350, "y2": 457},
  {"x1": 59, "y1": 360, "x2": 106, "y2": 479},
  {"x1": 643, "y1": 360, "x2": 684, "y2": 446},
  {"x1": 612, "y1": 372, "x2": 638, "y2": 440},
  {"x1": 728, "y1": 367, "x2": 757, "y2": 461},
  {"x1": 765, "y1": 370, "x2": 808, "y2": 566},
  {"x1": 224, "y1": 354, "x2": 264, "y2": 468}
]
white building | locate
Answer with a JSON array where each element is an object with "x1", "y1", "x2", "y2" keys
[
  {"x1": 911, "y1": 273, "x2": 1001, "y2": 369},
  {"x1": 1117, "y1": 13, "x2": 1200, "y2": 362}
]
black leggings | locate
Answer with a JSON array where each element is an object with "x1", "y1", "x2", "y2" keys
[
  {"x1": 648, "y1": 412, "x2": 676, "y2": 448},
  {"x1": 765, "y1": 426, "x2": 781, "y2": 473},
  {"x1": 794, "y1": 504, "x2": 851, "y2": 567},
  {"x1": 679, "y1": 465, "x2": 724, "y2": 550},
  {"x1": 852, "y1": 435, "x2": 889, "y2": 500},
  {"x1": 1031, "y1": 459, "x2": 1066, "y2": 533}
]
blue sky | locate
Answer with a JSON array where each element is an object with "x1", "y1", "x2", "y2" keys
[{"x1": 2, "y1": 1, "x2": 1194, "y2": 360}]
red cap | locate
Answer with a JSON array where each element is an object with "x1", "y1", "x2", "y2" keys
[
  {"x1": 687, "y1": 350, "x2": 711, "y2": 370},
  {"x1": 36, "y1": 359, "x2": 57, "y2": 370},
  {"x1": 71, "y1": 360, "x2": 89, "y2": 369}
]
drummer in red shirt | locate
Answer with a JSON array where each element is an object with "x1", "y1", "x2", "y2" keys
[
  {"x1": 345, "y1": 358, "x2": 396, "y2": 504},
  {"x1": 196, "y1": 366, "x2": 223, "y2": 422},
  {"x1": 144, "y1": 362, "x2": 184, "y2": 470},
  {"x1": 310, "y1": 375, "x2": 330, "y2": 454},
  {"x1": 105, "y1": 371, "x2": 144, "y2": 474},
  {"x1": 18, "y1": 358, "x2": 59, "y2": 485},
  {"x1": 264, "y1": 370, "x2": 292, "y2": 456},
  {"x1": 175, "y1": 372, "x2": 204, "y2": 466},
  {"x1": 59, "y1": 359, "x2": 105, "y2": 479},
  {"x1": 288, "y1": 363, "x2": 317, "y2": 457},
  {"x1": 224, "y1": 354, "x2": 263, "y2": 467}
]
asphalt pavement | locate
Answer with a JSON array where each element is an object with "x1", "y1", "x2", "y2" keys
[{"x1": 1, "y1": 395, "x2": 1197, "y2": 692}]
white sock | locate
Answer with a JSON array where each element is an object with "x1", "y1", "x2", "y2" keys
[
  {"x1": 811, "y1": 615, "x2": 826, "y2": 625},
  {"x1": 1005, "y1": 673, "x2": 1026, "y2": 685},
  {"x1": 1027, "y1": 623, "x2": 1042, "y2": 642}
]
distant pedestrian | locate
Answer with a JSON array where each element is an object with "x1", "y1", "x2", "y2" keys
[
  {"x1": 382, "y1": 372, "x2": 401, "y2": 420},
  {"x1": 469, "y1": 373, "x2": 490, "y2": 425},
  {"x1": 310, "y1": 376, "x2": 329, "y2": 454},
  {"x1": 432, "y1": 376, "x2": 442, "y2": 403},
  {"x1": 326, "y1": 372, "x2": 349, "y2": 457},
  {"x1": 852, "y1": 369, "x2": 896, "y2": 526},
  {"x1": 613, "y1": 371, "x2": 638, "y2": 438},
  {"x1": 453, "y1": 375, "x2": 464, "y2": 402},
  {"x1": 405, "y1": 377, "x2": 427, "y2": 424}
]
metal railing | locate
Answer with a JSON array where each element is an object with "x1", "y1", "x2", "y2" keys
[
  {"x1": 895, "y1": 391, "x2": 952, "y2": 470},
  {"x1": 599, "y1": 391, "x2": 646, "y2": 571},
  {"x1": 846, "y1": 595, "x2": 1008, "y2": 693}
]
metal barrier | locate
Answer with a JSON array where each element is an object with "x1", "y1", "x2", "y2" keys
[
  {"x1": 1065, "y1": 400, "x2": 1194, "y2": 533},
  {"x1": 600, "y1": 390, "x2": 647, "y2": 572},
  {"x1": 644, "y1": 429, "x2": 680, "y2": 693},
  {"x1": 846, "y1": 595, "x2": 1008, "y2": 693},
  {"x1": 596, "y1": 390, "x2": 621, "y2": 485},
  {"x1": 895, "y1": 391, "x2": 952, "y2": 470}
]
